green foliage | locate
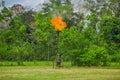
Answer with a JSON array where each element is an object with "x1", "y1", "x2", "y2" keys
[
  {"x1": 79, "y1": 45, "x2": 110, "y2": 66},
  {"x1": 86, "y1": 13, "x2": 98, "y2": 23},
  {"x1": 0, "y1": 0, "x2": 120, "y2": 67},
  {"x1": 18, "y1": 10, "x2": 35, "y2": 26},
  {"x1": 19, "y1": 25, "x2": 26, "y2": 33},
  {"x1": 0, "y1": 13, "x2": 4, "y2": 21},
  {"x1": 1, "y1": 7, "x2": 12, "y2": 17}
]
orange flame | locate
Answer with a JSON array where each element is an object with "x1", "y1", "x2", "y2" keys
[{"x1": 51, "y1": 16, "x2": 67, "y2": 31}]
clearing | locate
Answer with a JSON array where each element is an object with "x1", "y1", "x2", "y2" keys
[{"x1": 0, "y1": 66, "x2": 120, "y2": 80}]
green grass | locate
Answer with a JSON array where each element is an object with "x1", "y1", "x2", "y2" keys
[
  {"x1": 0, "y1": 66, "x2": 120, "y2": 80},
  {"x1": 0, "y1": 61, "x2": 71, "y2": 67}
]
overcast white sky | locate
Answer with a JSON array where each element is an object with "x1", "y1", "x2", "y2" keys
[
  {"x1": 0, "y1": 0, "x2": 81, "y2": 11},
  {"x1": 1, "y1": 0, "x2": 45, "y2": 10},
  {"x1": 2, "y1": 0, "x2": 79, "y2": 7}
]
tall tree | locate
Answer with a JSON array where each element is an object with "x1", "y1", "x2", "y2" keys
[{"x1": 42, "y1": 0, "x2": 80, "y2": 27}]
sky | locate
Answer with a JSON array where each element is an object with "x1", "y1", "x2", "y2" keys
[
  {"x1": 1, "y1": 0, "x2": 45, "y2": 10},
  {"x1": 1, "y1": 0, "x2": 80, "y2": 8},
  {"x1": 0, "y1": 0, "x2": 81, "y2": 11}
]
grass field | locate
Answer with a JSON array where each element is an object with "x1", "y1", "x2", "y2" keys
[{"x1": 0, "y1": 66, "x2": 120, "y2": 80}]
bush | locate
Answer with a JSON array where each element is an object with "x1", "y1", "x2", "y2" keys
[{"x1": 78, "y1": 45, "x2": 110, "y2": 66}]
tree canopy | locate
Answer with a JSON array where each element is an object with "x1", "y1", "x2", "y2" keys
[{"x1": 0, "y1": 0, "x2": 120, "y2": 66}]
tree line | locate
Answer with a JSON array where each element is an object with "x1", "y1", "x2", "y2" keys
[{"x1": 0, "y1": 0, "x2": 120, "y2": 66}]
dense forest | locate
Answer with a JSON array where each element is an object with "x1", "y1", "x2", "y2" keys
[{"x1": 0, "y1": 0, "x2": 120, "y2": 66}]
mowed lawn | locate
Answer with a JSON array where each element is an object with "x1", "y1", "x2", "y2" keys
[{"x1": 0, "y1": 66, "x2": 120, "y2": 80}]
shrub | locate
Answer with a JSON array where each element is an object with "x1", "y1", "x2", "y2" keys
[{"x1": 78, "y1": 45, "x2": 110, "y2": 66}]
